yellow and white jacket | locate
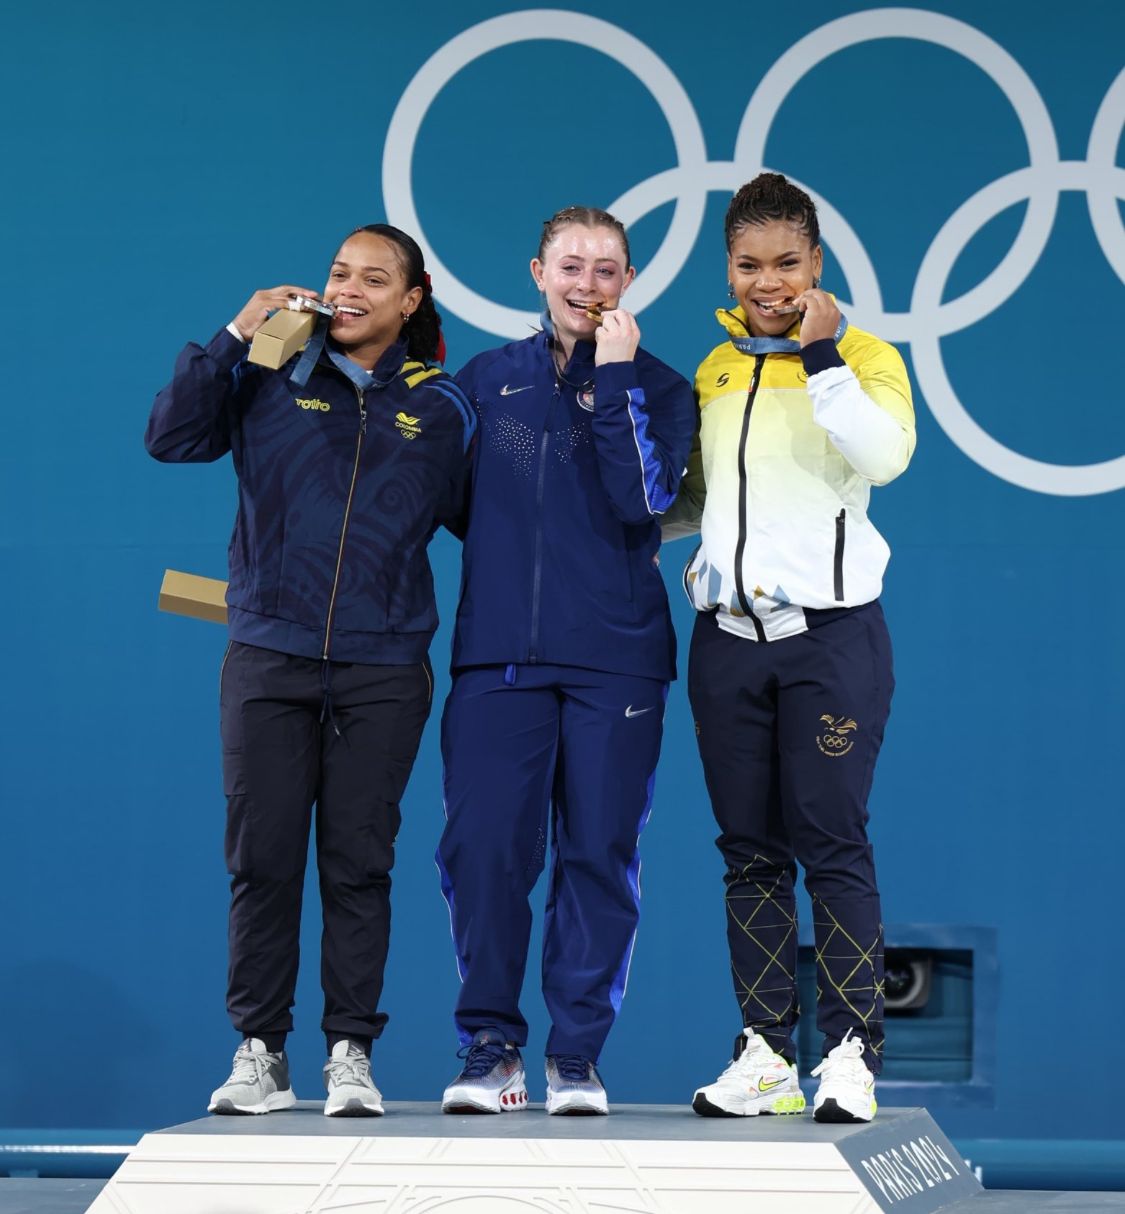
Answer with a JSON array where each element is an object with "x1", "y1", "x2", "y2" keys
[{"x1": 663, "y1": 306, "x2": 915, "y2": 642}]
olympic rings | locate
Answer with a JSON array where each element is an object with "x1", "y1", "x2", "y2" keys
[{"x1": 382, "y1": 7, "x2": 1125, "y2": 496}]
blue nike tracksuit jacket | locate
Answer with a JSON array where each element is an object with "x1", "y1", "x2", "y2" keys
[{"x1": 451, "y1": 328, "x2": 694, "y2": 681}]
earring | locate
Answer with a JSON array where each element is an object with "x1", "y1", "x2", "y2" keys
[
  {"x1": 812, "y1": 276, "x2": 820, "y2": 289},
  {"x1": 727, "y1": 283, "x2": 735, "y2": 298},
  {"x1": 401, "y1": 312, "x2": 412, "y2": 323}
]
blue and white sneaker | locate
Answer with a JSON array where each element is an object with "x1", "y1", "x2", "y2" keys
[
  {"x1": 545, "y1": 1055, "x2": 608, "y2": 1116},
  {"x1": 812, "y1": 1031, "x2": 877, "y2": 1122},
  {"x1": 208, "y1": 1038, "x2": 297, "y2": 1115},
  {"x1": 442, "y1": 1031, "x2": 528, "y2": 1114}
]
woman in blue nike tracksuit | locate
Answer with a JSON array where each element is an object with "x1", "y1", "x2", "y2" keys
[
  {"x1": 437, "y1": 206, "x2": 695, "y2": 1115},
  {"x1": 146, "y1": 225, "x2": 474, "y2": 1118}
]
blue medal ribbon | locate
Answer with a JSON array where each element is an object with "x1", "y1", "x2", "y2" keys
[{"x1": 729, "y1": 313, "x2": 849, "y2": 355}]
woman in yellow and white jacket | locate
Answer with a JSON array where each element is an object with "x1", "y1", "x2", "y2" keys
[{"x1": 664, "y1": 172, "x2": 915, "y2": 1125}]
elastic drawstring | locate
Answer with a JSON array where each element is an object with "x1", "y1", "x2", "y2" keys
[{"x1": 320, "y1": 659, "x2": 341, "y2": 738}]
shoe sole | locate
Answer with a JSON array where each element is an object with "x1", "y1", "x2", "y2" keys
[
  {"x1": 325, "y1": 1099, "x2": 383, "y2": 1117},
  {"x1": 208, "y1": 1088, "x2": 297, "y2": 1116},
  {"x1": 546, "y1": 1097, "x2": 607, "y2": 1116},
  {"x1": 442, "y1": 1079, "x2": 529, "y2": 1115},
  {"x1": 692, "y1": 1091, "x2": 806, "y2": 1118},
  {"x1": 813, "y1": 1097, "x2": 875, "y2": 1123}
]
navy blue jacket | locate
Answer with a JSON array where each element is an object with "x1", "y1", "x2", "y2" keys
[
  {"x1": 452, "y1": 330, "x2": 695, "y2": 681},
  {"x1": 146, "y1": 327, "x2": 474, "y2": 665}
]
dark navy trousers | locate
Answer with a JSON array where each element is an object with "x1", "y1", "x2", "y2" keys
[
  {"x1": 687, "y1": 604, "x2": 893, "y2": 1073},
  {"x1": 438, "y1": 664, "x2": 666, "y2": 1061},
  {"x1": 220, "y1": 641, "x2": 432, "y2": 1051}
]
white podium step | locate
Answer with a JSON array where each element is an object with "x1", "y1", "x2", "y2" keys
[{"x1": 84, "y1": 1102, "x2": 989, "y2": 1214}]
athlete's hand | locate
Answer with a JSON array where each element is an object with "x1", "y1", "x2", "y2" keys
[
  {"x1": 797, "y1": 289, "x2": 841, "y2": 347},
  {"x1": 231, "y1": 286, "x2": 323, "y2": 341},
  {"x1": 594, "y1": 308, "x2": 640, "y2": 365}
]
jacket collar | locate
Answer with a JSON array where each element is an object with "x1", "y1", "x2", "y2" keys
[
  {"x1": 539, "y1": 311, "x2": 596, "y2": 374},
  {"x1": 288, "y1": 317, "x2": 408, "y2": 390}
]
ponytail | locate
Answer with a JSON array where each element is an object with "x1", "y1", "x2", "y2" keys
[{"x1": 347, "y1": 224, "x2": 446, "y2": 364}]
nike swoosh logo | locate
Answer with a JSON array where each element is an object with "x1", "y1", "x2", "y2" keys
[
  {"x1": 758, "y1": 1077, "x2": 786, "y2": 1092},
  {"x1": 500, "y1": 384, "x2": 533, "y2": 395},
  {"x1": 625, "y1": 705, "x2": 654, "y2": 718}
]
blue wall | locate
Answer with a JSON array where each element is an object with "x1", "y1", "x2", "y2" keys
[{"x1": 1, "y1": 0, "x2": 1122, "y2": 1147}]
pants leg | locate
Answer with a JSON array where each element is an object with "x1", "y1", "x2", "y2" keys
[
  {"x1": 541, "y1": 670, "x2": 667, "y2": 1061},
  {"x1": 688, "y1": 612, "x2": 800, "y2": 1061},
  {"x1": 221, "y1": 642, "x2": 320, "y2": 1041},
  {"x1": 316, "y1": 659, "x2": 432, "y2": 1048},
  {"x1": 776, "y1": 603, "x2": 893, "y2": 1073},
  {"x1": 438, "y1": 667, "x2": 561, "y2": 1046}
]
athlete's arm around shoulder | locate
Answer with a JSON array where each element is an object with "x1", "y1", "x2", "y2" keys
[
  {"x1": 803, "y1": 328, "x2": 916, "y2": 485},
  {"x1": 418, "y1": 360, "x2": 480, "y2": 540},
  {"x1": 660, "y1": 341, "x2": 727, "y2": 541}
]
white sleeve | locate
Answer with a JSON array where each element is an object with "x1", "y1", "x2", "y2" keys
[{"x1": 807, "y1": 364, "x2": 912, "y2": 485}]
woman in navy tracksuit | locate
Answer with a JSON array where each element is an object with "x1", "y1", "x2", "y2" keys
[
  {"x1": 437, "y1": 206, "x2": 695, "y2": 1115},
  {"x1": 146, "y1": 225, "x2": 474, "y2": 1118}
]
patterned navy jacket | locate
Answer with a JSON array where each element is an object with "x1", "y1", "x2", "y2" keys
[{"x1": 146, "y1": 327, "x2": 474, "y2": 665}]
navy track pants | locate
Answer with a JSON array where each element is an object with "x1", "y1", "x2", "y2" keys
[
  {"x1": 438, "y1": 663, "x2": 666, "y2": 1061},
  {"x1": 219, "y1": 641, "x2": 432, "y2": 1050},
  {"x1": 687, "y1": 603, "x2": 893, "y2": 1073}
]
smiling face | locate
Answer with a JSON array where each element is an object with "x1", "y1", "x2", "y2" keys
[
  {"x1": 323, "y1": 232, "x2": 423, "y2": 367},
  {"x1": 531, "y1": 224, "x2": 635, "y2": 356},
  {"x1": 727, "y1": 220, "x2": 823, "y2": 338}
]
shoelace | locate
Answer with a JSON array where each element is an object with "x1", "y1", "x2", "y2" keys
[
  {"x1": 230, "y1": 1045, "x2": 272, "y2": 1084},
  {"x1": 811, "y1": 1031, "x2": 868, "y2": 1081},
  {"x1": 325, "y1": 1050, "x2": 371, "y2": 1085},
  {"x1": 720, "y1": 1037, "x2": 775, "y2": 1080},
  {"x1": 457, "y1": 1040, "x2": 510, "y2": 1078},
  {"x1": 552, "y1": 1054, "x2": 592, "y2": 1083}
]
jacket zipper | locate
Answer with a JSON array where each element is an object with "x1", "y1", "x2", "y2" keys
[
  {"x1": 734, "y1": 354, "x2": 767, "y2": 641},
  {"x1": 322, "y1": 384, "x2": 367, "y2": 659},
  {"x1": 833, "y1": 508, "x2": 846, "y2": 602},
  {"x1": 528, "y1": 381, "x2": 558, "y2": 662}
]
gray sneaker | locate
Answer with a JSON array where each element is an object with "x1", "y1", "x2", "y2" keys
[
  {"x1": 208, "y1": 1038, "x2": 297, "y2": 1115},
  {"x1": 545, "y1": 1054, "x2": 608, "y2": 1115},
  {"x1": 323, "y1": 1040, "x2": 384, "y2": 1117},
  {"x1": 442, "y1": 1031, "x2": 528, "y2": 1114}
]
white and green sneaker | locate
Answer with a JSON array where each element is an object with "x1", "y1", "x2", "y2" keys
[
  {"x1": 208, "y1": 1038, "x2": 297, "y2": 1115},
  {"x1": 812, "y1": 1031, "x2": 877, "y2": 1123},
  {"x1": 324, "y1": 1040, "x2": 384, "y2": 1117},
  {"x1": 693, "y1": 1028, "x2": 806, "y2": 1117}
]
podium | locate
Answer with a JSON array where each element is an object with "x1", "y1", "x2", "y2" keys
[{"x1": 85, "y1": 1102, "x2": 988, "y2": 1213}]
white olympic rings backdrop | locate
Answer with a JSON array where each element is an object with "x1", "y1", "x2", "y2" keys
[{"x1": 383, "y1": 7, "x2": 1125, "y2": 496}]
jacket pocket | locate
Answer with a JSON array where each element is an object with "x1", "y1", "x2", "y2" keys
[{"x1": 833, "y1": 509, "x2": 846, "y2": 602}]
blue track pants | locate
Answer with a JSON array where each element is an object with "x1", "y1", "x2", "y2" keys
[{"x1": 438, "y1": 663, "x2": 666, "y2": 1061}]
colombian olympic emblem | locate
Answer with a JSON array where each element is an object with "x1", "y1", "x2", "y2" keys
[{"x1": 383, "y1": 8, "x2": 1125, "y2": 497}]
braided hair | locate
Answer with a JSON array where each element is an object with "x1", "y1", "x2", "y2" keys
[
  {"x1": 537, "y1": 205, "x2": 631, "y2": 265},
  {"x1": 348, "y1": 224, "x2": 445, "y2": 363},
  {"x1": 724, "y1": 173, "x2": 820, "y2": 251}
]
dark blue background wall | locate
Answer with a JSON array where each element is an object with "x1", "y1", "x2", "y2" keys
[{"x1": 1, "y1": 0, "x2": 1122, "y2": 1148}]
